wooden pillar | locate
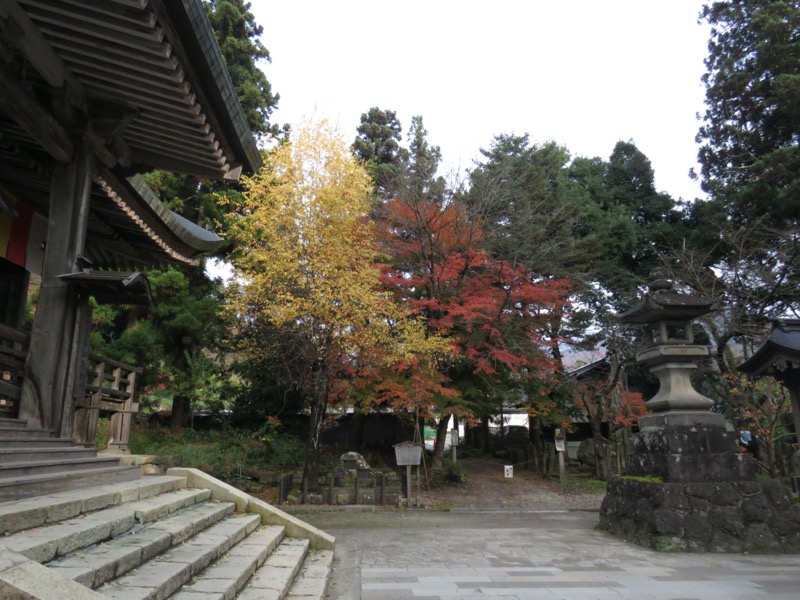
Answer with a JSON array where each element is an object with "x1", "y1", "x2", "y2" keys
[{"x1": 18, "y1": 143, "x2": 94, "y2": 434}]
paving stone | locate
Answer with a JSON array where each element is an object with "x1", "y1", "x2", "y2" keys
[{"x1": 311, "y1": 508, "x2": 800, "y2": 600}]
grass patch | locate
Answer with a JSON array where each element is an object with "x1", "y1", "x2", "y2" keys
[
  {"x1": 621, "y1": 475, "x2": 663, "y2": 484},
  {"x1": 558, "y1": 477, "x2": 608, "y2": 494},
  {"x1": 128, "y1": 426, "x2": 306, "y2": 478}
]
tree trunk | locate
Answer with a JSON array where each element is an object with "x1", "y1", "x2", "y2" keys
[
  {"x1": 170, "y1": 395, "x2": 190, "y2": 432},
  {"x1": 431, "y1": 412, "x2": 452, "y2": 469},
  {"x1": 529, "y1": 415, "x2": 544, "y2": 473},
  {"x1": 481, "y1": 415, "x2": 491, "y2": 453},
  {"x1": 302, "y1": 368, "x2": 327, "y2": 492},
  {"x1": 589, "y1": 415, "x2": 612, "y2": 481}
]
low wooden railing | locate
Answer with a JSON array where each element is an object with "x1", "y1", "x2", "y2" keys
[
  {"x1": 74, "y1": 354, "x2": 142, "y2": 453},
  {"x1": 0, "y1": 323, "x2": 28, "y2": 418},
  {"x1": 0, "y1": 323, "x2": 140, "y2": 452}
]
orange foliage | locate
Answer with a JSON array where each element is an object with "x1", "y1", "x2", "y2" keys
[{"x1": 374, "y1": 195, "x2": 572, "y2": 414}]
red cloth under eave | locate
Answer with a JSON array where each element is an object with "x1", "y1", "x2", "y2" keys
[{"x1": 4, "y1": 202, "x2": 34, "y2": 267}]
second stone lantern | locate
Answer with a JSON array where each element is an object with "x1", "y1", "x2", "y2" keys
[{"x1": 618, "y1": 275, "x2": 754, "y2": 483}]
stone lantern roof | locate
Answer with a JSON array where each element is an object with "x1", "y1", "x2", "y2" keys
[{"x1": 619, "y1": 278, "x2": 716, "y2": 325}]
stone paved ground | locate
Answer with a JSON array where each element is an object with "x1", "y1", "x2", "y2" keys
[{"x1": 287, "y1": 459, "x2": 800, "y2": 600}]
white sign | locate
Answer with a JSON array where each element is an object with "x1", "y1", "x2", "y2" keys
[
  {"x1": 504, "y1": 465, "x2": 513, "y2": 478},
  {"x1": 555, "y1": 428, "x2": 566, "y2": 453}
]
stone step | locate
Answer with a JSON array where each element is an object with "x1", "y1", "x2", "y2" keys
[
  {"x1": 286, "y1": 549, "x2": 334, "y2": 599},
  {"x1": 0, "y1": 437, "x2": 77, "y2": 449},
  {"x1": 0, "y1": 455, "x2": 123, "y2": 478},
  {"x1": 2, "y1": 488, "x2": 212, "y2": 563},
  {"x1": 0, "y1": 465, "x2": 142, "y2": 503},
  {"x1": 237, "y1": 538, "x2": 310, "y2": 600},
  {"x1": 47, "y1": 501, "x2": 238, "y2": 588},
  {"x1": 0, "y1": 426, "x2": 55, "y2": 438},
  {"x1": 0, "y1": 418, "x2": 27, "y2": 430},
  {"x1": 96, "y1": 513, "x2": 262, "y2": 600},
  {"x1": 0, "y1": 473, "x2": 334, "y2": 600},
  {"x1": 0, "y1": 446, "x2": 99, "y2": 464},
  {"x1": 169, "y1": 525, "x2": 285, "y2": 600},
  {"x1": 0, "y1": 475, "x2": 186, "y2": 532}
]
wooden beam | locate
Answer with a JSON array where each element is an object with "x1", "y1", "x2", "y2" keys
[
  {"x1": 0, "y1": 66, "x2": 74, "y2": 162},
  {"x1": 0, "y1": 0, "x2": 85, "y2": 107}
]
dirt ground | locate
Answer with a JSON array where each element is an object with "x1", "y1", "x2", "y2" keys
[{"x1": 417, "y1": 457, "x2": 605, "y2": 511}]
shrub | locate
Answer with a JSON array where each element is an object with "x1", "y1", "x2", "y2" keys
[
  {"x1": 127, "y1": 426, "x2": 305, "y2": 478},
  {"x1": 430, "y1": 460, "x2": 468, "y2": 487}
]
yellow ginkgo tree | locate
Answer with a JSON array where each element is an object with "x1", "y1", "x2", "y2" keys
[{"x1": 225, "y1": 120, "x2": 448, "y2": 489}]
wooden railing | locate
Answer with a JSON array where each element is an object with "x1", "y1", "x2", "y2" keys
[
  {"x1": 0, "y1": 323, "x2": 141, "y2": 452},
  {"x1": 74, "y1": 354, "x2": 142, "y2": 453},
  {"x1": 0, "y1": 323, "x2": 28, "y2": 417}
]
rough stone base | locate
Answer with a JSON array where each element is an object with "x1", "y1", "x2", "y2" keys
[{"x1": 599, "y1": 477, "x2": 800, "y2": 553}]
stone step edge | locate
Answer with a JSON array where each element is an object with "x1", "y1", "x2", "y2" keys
[
  {"x1": 0, "y1": 447, "x2": 99, "y2": 461},
  {"x1": 96, "y1": 513, "x2": 262, "y2": 600},
  {"x1": 236, "y1": 538, "x2": 309, "y2": 600},
  {"x1": 0, "y1": 547, "x2": 105, "y2": 600},
  {"x1": 0, "y1": 456, "x2": 121, "y2": 471},
  {"x1": 0, "y1": 475, "x2": 188, "y2": 535},
  {"x1": 47, "y1": 501, "x2": 238, "y2": 589},
  {"x1": 286, "y1": 548, "x2": 334, "y2": 600},
  {"x1": 0, "y1": 466, "x2": 140, "y2": 493},
  {"x1": 170, "y1": 525, "x2": 285, "y2": 599},
  {"x1": 167, "y1": 467, "x2": 335, "y2": 551},
  {"x1": 4, "y1": 488, "x2": 214, "y2": 563}
]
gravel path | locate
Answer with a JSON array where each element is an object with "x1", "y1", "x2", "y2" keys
[{"x1": 419, "y1": 457, "x2": 605, "y2": 511}]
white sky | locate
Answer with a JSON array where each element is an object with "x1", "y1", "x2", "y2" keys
[{"x1": 250, "y1": 0, "x2": 711, "y2": 202}]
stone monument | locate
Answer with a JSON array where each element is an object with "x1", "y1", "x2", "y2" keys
[{"x1": 599, "y1": 276, "x2": 800, "y2": 552}]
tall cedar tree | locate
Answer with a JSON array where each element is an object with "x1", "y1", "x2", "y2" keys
[
  {"x1": 696, "y1": 0, "x2": 800, "y2": 229},
  {"x1": 353, "y1": 107, "x2": 408, "y2": 202},
  {"x1": 225, "y1": 121, "x2": 448, "y2": 489}
]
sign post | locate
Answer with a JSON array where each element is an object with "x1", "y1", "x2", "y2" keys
[
  {"x1": 555, "y1": 428, "x2": 566, "y2": 483},
  {"x1": 394, "y1": 441, "x2": 423, "y2": 507},
  {"x1": 450, "y1": 428, "x2": 458, "y2": 463}
]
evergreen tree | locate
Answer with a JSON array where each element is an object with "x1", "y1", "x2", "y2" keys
[
  {"x1": 405, "y1": 116, "x2": 446, "y2": 204},
  {"x1": 204, "y1": 0, "x2": 281, "y2": 138},
  {"x1": 352, "y1": 107, "x2": 407, "y2": 200},
  {"x1": 696, "y1": 0, "x2": 800, "y2": 229}
]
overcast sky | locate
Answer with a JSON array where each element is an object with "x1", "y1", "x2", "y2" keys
[{"x1": 250, "y1": 0, "x2": 711, "y2": 203}]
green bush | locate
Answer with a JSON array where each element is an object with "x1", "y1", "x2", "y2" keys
[
  {"x1": 128, "y1": 426, "x2": 305, "y2": 478},
  {"x1": 430, "y1": 460, "x2": 468, "y2": 487}
]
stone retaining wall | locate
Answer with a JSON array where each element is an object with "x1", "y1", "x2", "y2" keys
[{"x1": 599, "y1": 477, "x2": 800, "y2": 553}]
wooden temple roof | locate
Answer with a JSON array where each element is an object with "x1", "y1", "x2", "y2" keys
[
  {"x1": 738, "y1": 319, "x2": 800, "y2": 377},
  {"x1": 0, "y1": 0, "x2": 262, "y2": 268}
]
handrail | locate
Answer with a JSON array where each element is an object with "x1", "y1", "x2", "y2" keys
[
  {"x1": 0, "y1": 323, "x2": 140, "y2": 452},
  {"x1": 0, "y1": 323, "x2": 29, "y2": 346}
]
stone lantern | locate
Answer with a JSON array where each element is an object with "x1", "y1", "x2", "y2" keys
[
  {"x1": 598, "y1": 276, "x2": 800, "y2": 553},
  {"x1": 620, "y1": 276, "x2": 717, "y2": 416},
  {"x1": 617, "y1": 276, "x2": 753, "y2": 482}
]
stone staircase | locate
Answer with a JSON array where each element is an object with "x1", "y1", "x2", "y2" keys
[
  {"x1": 0, "y1": 419, "x2": 140, "y2": 502},
  {"x1": 0, "y1": 469, "x2": 334, "y2": 599}
]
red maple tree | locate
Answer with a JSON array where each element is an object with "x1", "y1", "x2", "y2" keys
[{"x1": 374, "y1": 195, "x2": 572, "y2": 465}]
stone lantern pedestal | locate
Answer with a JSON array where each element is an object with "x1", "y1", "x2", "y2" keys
[{"x1": 598, "y1": 279, "x2": 800, "y2": 553}]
